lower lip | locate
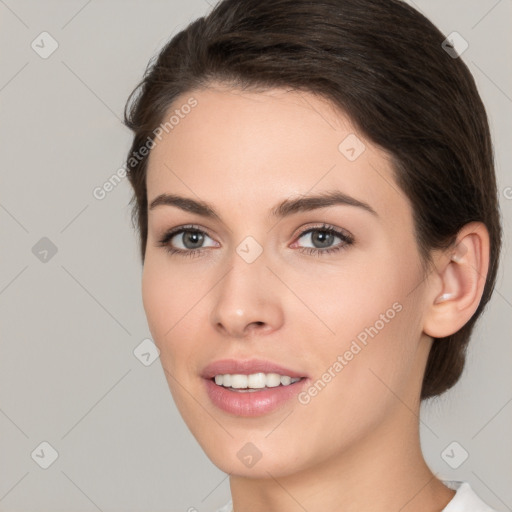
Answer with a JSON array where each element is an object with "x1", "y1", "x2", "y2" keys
[{"x1": 203, "y1": 377, "x2": 309, "y2": 417}]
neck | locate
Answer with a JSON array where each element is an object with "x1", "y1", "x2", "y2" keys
[{"x1": 229, "y1": 407, "x2": 455, "y2": 512}]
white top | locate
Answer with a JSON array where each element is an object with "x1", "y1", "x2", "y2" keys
[
  {"x1": 214, "y1": 480, "x2": 500, "y2": 512},
  {"x1": 442, "y1": 481, "x2": 500, "y2": 512}
]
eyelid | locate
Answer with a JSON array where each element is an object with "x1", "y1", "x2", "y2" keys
[
  {"x1": 160, "y1": 223, "x2": 212, "y2": 237},
  {"x1": 158, "y1": 223, "x2": 218, "y2": 245},
  {"x1": 292, "y1": 222, "x2": 354, "y2": 244}
]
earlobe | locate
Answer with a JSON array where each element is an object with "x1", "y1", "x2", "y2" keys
[{"x1": 423, "y1": 222, "x2": 490, "y2": 339}]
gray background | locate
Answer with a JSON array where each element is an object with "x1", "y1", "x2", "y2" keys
[{"x1": 0, "y1": 1, "x2": 510, "y2": 511}]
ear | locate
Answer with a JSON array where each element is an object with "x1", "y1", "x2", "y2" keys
[{"x1": 423, "y1": 222, "x2": 490, "y2": 339}]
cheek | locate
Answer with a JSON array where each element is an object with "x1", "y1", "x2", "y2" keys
[
  {"x1": 141, "y1": 255, "x2": 215, "y2": 380},
  {"x1": 295, "y1": 304, "x2": 420, "y2": 446},
  {"x1": 142, "y1": 254, "x2": 199, "y2": 338},
  {"x1": 141, "y1": 258, "x2": 193, "y2": 368},
  {"x1": 301, "y1": 251, "x2": 423, "y2": 406},
  {"x1": 141, "y1": 260, "x2": 198, "y2": 409},
  {"x1": 141, "y1": 261, "x2": 171, "y2": 344}
]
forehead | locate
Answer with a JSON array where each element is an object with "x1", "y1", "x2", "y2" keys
[{"x1": 145, "y1": 86, "x2": 409, "y2": 224}]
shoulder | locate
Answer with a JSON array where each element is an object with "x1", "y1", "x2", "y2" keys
[{"x1": 441, "y1": 480, "x2": 501, "y2": 512}]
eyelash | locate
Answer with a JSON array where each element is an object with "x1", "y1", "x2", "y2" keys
[{"x1": 156, "y1": 223, "x2": 354, "y2": 258}]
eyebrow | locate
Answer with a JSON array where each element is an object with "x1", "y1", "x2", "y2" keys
[{"x1": 148, "y1": 190, "x2": 378, "y2": 220}]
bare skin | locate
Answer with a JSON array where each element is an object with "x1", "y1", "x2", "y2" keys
[{"x1": 141, "y1": 84, "x2": 490, "y2": 512}]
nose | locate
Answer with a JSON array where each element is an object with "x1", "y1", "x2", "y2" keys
[{"x1": 209, "y1": 252, "x2": 284, "y2": 339}]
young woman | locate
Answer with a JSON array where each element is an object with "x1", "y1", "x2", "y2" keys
[{"x1": 123, "y1": 0, "x2": 503, "y2": 510}]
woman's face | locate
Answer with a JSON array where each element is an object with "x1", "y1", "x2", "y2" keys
[{"x1": 142, "y1": 86, "x2": 434, "y2": 477}]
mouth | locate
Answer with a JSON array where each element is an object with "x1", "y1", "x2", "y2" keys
[
  {"x1": 203, "y1": 372, "x2": 310, "y2": 417},
  {"x1": 201, "y1": 359, "x2": 309, "y2": 416},
  {"x1": 209, "y1": 373, "x2": 306, "y2": 392}
]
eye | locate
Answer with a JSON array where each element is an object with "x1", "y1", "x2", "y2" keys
[
  {"x1": 157, "y1": 222, "x2": 354, "y2": 258},
  {"x1": 157, "y1": 224, "x2": 218, "y2": 258},
  {"x1": 292, "y1": 223, "x2": 354, "y2": 256}
]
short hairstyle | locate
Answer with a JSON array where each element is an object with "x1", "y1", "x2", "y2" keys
[{"x1": 123, "y1": 0, "x2": 503, "y2": 400}]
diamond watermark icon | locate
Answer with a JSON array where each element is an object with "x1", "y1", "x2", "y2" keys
[
  {"x1": 236, "y1": 236, "x2": 263, "y2": 264},
  {"x1": 237, "y1": 442, "x2": 262, "y2": 468},
  {"x1": 31, "y1": 31, "x2": 59, "y2": 59},
  {"x1": 32, "y1": 237, "x2": 58, "y2": 263},
  {"x1": 442, "y1": 32, "x2": 469, "y2": 59},
  {"x1": 133, "y1": 338, "x2": 160, "y2": 367},
  {"x1": 338, "y1": 134, "x2": 366, "y2": 161},
  {"x1": 31, "y1": 441, "x2": 59, "y2": 469},
  {"x1": 441, "y1": 441, "x2": 469, "y2": 469}
]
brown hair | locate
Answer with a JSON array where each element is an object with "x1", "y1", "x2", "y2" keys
[{"x1": 123, "y1": 0, "x2": 502, "y2": 400}]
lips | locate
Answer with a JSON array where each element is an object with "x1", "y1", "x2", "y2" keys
[{"x1": 201, "y1": 358, "x2": 308, "y2": 379}]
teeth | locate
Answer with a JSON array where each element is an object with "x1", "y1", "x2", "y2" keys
[{"x1": 213, "y1": 372, "x2": 302, "y2": 389}]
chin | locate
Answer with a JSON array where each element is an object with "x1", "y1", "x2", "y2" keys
[{"x1": 196, "y1": 435, "x2": 310, "y2": 479}]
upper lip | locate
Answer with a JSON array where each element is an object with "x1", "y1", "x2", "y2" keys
[{"x1": 201, "y1": 358, "x2": 308, "y2": 379}]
